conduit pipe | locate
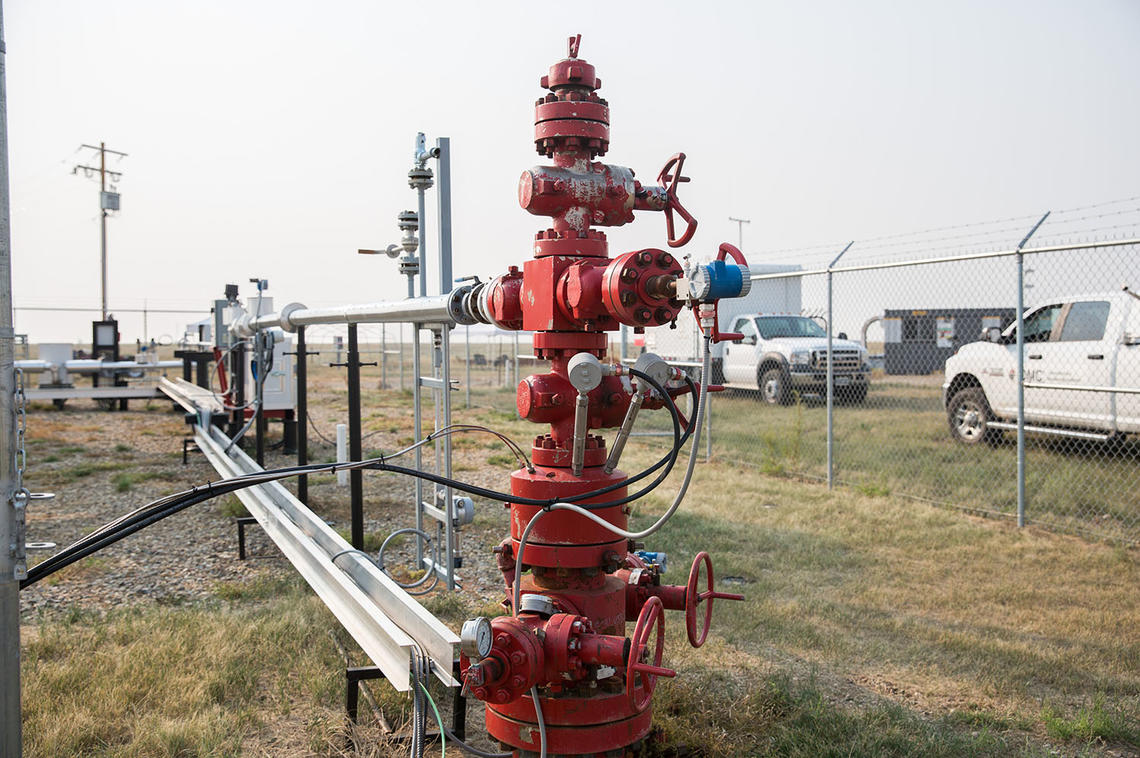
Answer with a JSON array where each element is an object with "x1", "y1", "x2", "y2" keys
[{"x1": 232, "y1": 288, "x2": 479, "y2": 338}]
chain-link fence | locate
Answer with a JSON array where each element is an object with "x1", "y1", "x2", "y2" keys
[
  {"x1": 644, "y1": 199, "x2": 1140, "y2": 543},
  {"x1": 349, "y1": 198, "x2": 1140, "y2": 544}
]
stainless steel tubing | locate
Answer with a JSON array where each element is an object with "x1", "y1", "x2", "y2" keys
[{"x1": 240, "y1": 287, "x2": 481, "y2": 335}]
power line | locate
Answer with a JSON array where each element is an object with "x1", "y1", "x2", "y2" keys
[{"x1": 72, "y1": 142, "x2": 127, "y2": 319}]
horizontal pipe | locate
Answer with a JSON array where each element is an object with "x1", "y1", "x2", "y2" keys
[
  {"x1": 237, "y1": 288, "x2": 478, "y2": 336},
  {"x1": 14, "y1": 359, "x2": 182, "y2": 374}
]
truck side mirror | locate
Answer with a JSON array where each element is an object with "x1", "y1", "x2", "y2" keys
[
  {"x1": 741, "y1": 335, "x2": 757, "y2": 346},
  {"x1": 837, "y1": 332, "x2": 848, "y2": 340},
  {"x1": 987, "y1": 327, "x2": 1002, "y2": 343}
]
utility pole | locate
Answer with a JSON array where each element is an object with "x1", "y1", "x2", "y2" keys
[
  {"x1": 728, "y1": 216, "x2": 750, "y2": 249},
  {"x1": 73, "y1": 142, "x2": 126, "y2": 320},
  {"x1": 1, "y1": 2, "x2": 22, "y2": 753}
]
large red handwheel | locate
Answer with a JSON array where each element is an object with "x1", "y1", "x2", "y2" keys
[
  {"x1": 626, "y1": 596, "x2": 675, "y2": 711},
  {"x1": 685, "y1": 551, "x2": 746, "y2": 648},
  {"x1": 657, "y1": 153, "x2": 697, "y2": 248}
]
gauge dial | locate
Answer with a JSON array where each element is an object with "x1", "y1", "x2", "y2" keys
[{"x1": 460, "y1": 617, "x2": 493, "y2": 660}]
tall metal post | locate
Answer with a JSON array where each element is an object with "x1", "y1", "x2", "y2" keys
[
  {"x1": 412, "y1": 323, "x2": 424, "y2": 566},
  {"x1": 255, "y1": 334, "x2": 265, "y2": 467},
  {"x1": 296, "y1": 326, "x2": 308, "y2": 504},
  {"x1": 465, "y1": 324, "x2": 471, "y2": 409},
  {"x1": 399, "y1": 325, "x2": 405, "y2": 391},
  {"x1": 1015, "y1": 212, "x2": 1051, "y2": 528},
  {"x1": 436, "y1": 137, "x2": 453, "y2": 293},
  {"x1": 380, "y1": 324, "x2": 387, "y2": 389},
  {"x1": 0, "y1": 3, "x2": 23, "y2": 750},
  {"x1": 825, "y1": 241, "x2": 854, "y2": 490},
  {"x1": 347, "y1": 324, "x2": 364, "y2": 549}
]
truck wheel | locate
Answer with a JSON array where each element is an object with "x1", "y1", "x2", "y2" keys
[
  {"x1": 759, "y1": 368, "x2": 791, "y2": 406},
  {"x1": 947, "y1": 387, "x2": 1001, "y2": 445}
]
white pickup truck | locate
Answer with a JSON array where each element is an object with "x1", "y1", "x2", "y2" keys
[
  {"x1": 722, "y1": 314, "x2": 872, "y2": 404},
  {"x1": 943, "y1": 290, "x2": 1140, "y2": 444}
]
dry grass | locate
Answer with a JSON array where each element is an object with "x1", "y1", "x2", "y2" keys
[{"x1": 17, "y1": 360, "x2": 1140, "y2": 756}]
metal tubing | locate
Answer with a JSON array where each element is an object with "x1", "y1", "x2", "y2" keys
[
  {"x1": 1015, "y1": 213, "x2": 1050, "y2": 529},
  {"x1": 348, "y1": 324, "x2": 364, "y2": 550},
  {"x1": 604, "y1": 390, "x2": 644, "y2": 473},
  {"x1": 418, "y1": 184, "x2": 428, "y2": 298},
  {"x1": 436, "y1": 137, "x2": 453, "y2": 294},
  {"x1": 253, "y1": 294, "x2": 463, "y2": 331},
  {"x1": 413, "y1": 323, "x2": 424, "y2": 568},
  {"x1": 464, "y1": 324, "x2": 471, "y2": 409},
  {"x1": 381, "y1": 324, "x2": 387, "y2": 389},
  {"x1": 296, "y1": 326, "x2": 308, "y2": 504},
  {"x1": 0, "y1": 1, "x2": 21, "y2": 747},
  {"x1": 704, "y1": 387, "x2": 712, "y2": 462},
  {"x1": 571, "y1": 391, "x2": 589, "y2": 477},
  {"x1": 440, "y1": 327, "x2": 455, "y2": 590}
]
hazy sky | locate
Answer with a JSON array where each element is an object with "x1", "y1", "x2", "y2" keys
[{"x1": 6, "y1": 0, "x2": 1139, "y2": 343}]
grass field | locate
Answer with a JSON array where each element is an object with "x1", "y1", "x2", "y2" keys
[
  {"x1": 17, "y1": 360, "x2": 1140, "y2": 757},
  {"x1": 627, "y1": 375, "x2": 1140, "y2": 543}
]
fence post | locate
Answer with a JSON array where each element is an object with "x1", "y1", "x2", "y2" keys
[
  {"x1": 826, "y1": 242, "x2": 854, "y2": 490},
  {"x1": 465, "y1": 324, "x2": 471, "y2": 409},
  {"x1": 1015, "y1": 212, "x2": 1051, "y2": 528},
  {"x1": 399, "y1": 325, "x2": 405, "y2": 392},
  {"x1": 381, "y1": 323, "x2": 387, "y2": 389}
]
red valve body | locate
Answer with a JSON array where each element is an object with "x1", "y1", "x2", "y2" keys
[{"x1": 463, "y1": 36, "x2": 736, "y2": 757}]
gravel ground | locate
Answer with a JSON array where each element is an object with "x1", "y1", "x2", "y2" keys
[{"x1": 18, "y1": 382, "x2": 516, "y2": 623}]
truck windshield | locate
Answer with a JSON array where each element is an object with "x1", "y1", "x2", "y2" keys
[{"x1": 755, "y1": 317, "x2": 827, "y2": 339}]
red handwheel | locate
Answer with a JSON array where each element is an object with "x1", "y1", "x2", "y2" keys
[
  {"x1": 685, "y1": 551, "x2": 746, "y2": 648},
  {"x1": 657, "y1": 153, "x2": 698, "y2": 248},
  {"x1": 626, "y1": 596, "x2": 675, "y2": 711}
]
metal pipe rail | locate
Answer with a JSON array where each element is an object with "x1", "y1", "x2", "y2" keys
[
  {"x1": 235, "y1": 289, "x2": 478, "y2": 337},
  {"x1": 191, "y1": 420, "x2": 459, "y2": 691},
  {"x1": 14, "y1": 359, "x2": 182, "y2": 374}
]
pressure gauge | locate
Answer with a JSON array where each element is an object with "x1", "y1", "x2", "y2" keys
[
  {"x1": 460, "y1": 617, "x2": 493, "y2": 660},
  {"x1": 688, "y1": 264, "x2": 713, "y2": 301}
]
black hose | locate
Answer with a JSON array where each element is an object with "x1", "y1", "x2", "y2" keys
[{"x1": 22, "y1": 366, "x2": 699, "y2": 588}]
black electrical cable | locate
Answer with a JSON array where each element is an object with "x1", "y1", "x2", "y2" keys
[{"x1": 22, "y1": 367, "x2": 698, "y2": 588}]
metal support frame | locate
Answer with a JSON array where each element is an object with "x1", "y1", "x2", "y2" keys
[
  {"x1": 192, "y1": 421, "x2": 459, "y2": 690},
  {"x1": 346, "y1": 658, "x2": 468, "y2": 742}
]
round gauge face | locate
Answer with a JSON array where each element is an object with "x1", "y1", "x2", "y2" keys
[
  {"x1": 688, "y1": 265, "x2": 712, "y2": 301},
  {"x1": 460, "y1": 617, "x2": 493, "y2": 660}
]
